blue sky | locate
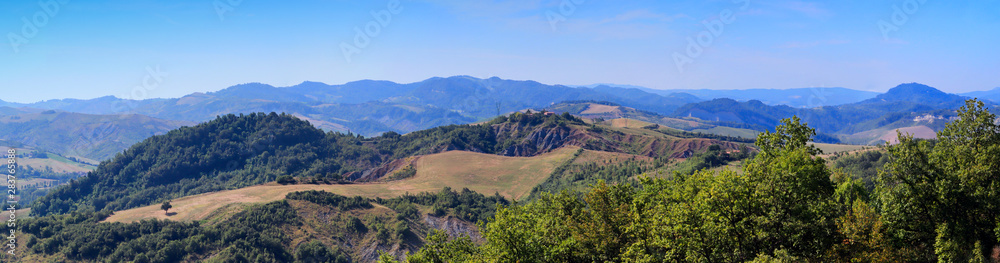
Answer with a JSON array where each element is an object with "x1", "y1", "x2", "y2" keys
[{"x1": 1, "y1": 0, "x2": 998, "y2": 103}]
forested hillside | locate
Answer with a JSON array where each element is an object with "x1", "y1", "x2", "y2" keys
[
  {"x1": 0, "y1": 76, "x2": 703, "y2": 137},
  {"x1": 672, "y1": 83, "x2": 994, "y2": 144},
  {"x1": 545, "y1": 101, "x2": 761, "y2": 139},
  {"x1": 31, "y1": 111, "x2": 740, "y2": 217},
  {"x1": 382, "y1": 99, "x2": 1000, "y2": 262},
  {"x1": 12, "y1": 188, "x2": 508, "y2": 262},
  {"x1": 21, "y1": 99, "x2": 998, "y2": 262},
  {"x1": 0, "y1": 111, "x2": 192, "y2": 160}
]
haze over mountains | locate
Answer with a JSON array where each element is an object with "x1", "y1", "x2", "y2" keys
[
  {"x1": 4, "y1": 76, "x2": 999, "y2": 262},
  {"x1": 0, "y1": 76, "x2": 996, "y2": 160},
  {"x1": 0, "y1": 76, "x2": 700, "y2": 135},
  {"x1": 959, "y1": 87, "x2": 1000, "y2": 103}
]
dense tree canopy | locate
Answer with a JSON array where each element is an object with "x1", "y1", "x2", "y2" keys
[
  {"x1": 21, "y1": 100, "x2": 1000, "y2": 262},
  {"x1": 13, "y1": 188, "x2": 502, "y2": 262},
  {"x1": 382, "y1": 100, "x2": 1000, "y2": 262},
  {"x1": 382, "y1": 116, "x2": 841, "y2": 262},
  {"x1": 878, "y1": 99, "x2": 1000, "y2": 262},
  {"x1": 30, "y1": 112, "x2": 585, "y2": 216}
]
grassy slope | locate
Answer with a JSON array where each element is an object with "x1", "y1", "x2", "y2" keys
[
  {"x1": 839, "y1": 125, "x2": 938, "y2": 145},
  {"x1": 606, "y1": 118, "x2": 656, "y2": 129},
  {"x1": 97, "y1": 114, "x2": 749, "y2": 224},
  {"x1": 0, "y1": 146, "x2": 95, "y2": 173},
  {"x1": 691, "y1": 126, "x2": 759, "y2": 138},
  {"x1": 0, "y1": 112, "x2": 193, "y2": 160},
  {"x1": 0, "y1": 147, "x2": 91, "y2": 220},
  {"x1": 104, "y1": 147, "x2": 582, "y2": 223},
  {"x1": 13, "y1": 196, "x2": 446, "y2": 262},
  {"x1": 809, "y1": 142, "x2": 870, "y2": 155},
  {"x1": 571, "y1": 148, "x2": 653, "y2": 165},
  {"x1": 549, "y1": 102, "x2": 759, "y2": 137}
]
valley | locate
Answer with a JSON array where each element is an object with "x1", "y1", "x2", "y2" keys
[
  {"x1": 0, "y1": 80, "x2": 990, "y2": 166},
  {"x1": 3, "y1": 92, "x2": 997, "y2": 262},
  {"x1": 7, "y1": 1, "x2": 999, "y2": 261},
  {"x1": 0, "y1": 76, "x2": 996, "y2": 263}
]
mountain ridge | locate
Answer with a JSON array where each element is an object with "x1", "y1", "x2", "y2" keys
[
  {"x1": 0, "y1": 76, "x2": 703, "y2": 136},
  {"x1": 960, "y1": 86, "x2": 1000, "y2": 103},
  {"x1": 671, "y1": 83, "x2": 990, "y2": 144},
  {"x1": 30, "y1": 111, "x2": 743, "y2": 216},
  {"x1": 604, "y1": 85, "x2": 881, "y2": 108}
]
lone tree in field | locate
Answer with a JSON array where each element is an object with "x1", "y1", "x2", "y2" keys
[{"x1": 161, "y1": 201, "x2": 172, "y2": 215}]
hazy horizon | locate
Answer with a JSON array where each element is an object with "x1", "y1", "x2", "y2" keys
[
  {"x1": 3, "y1": 1, "x2": 999, "y2": 103},
  {"x1": 0, "y1": 75, "x2": 996, "y2": 104}
]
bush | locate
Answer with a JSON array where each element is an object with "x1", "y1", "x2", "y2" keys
[
  {"x1": 294, "y1": 240, "x2": 349, "y2": 263},
  {"x1": 277, "y1": 175, "x2": 297, "y2": 185},
  {"x1": 346, "y1": 217, "x2": 367, "y2": 233},
  {"x1": 286, "y1": 190, "x2": 372, "y2": 210}
]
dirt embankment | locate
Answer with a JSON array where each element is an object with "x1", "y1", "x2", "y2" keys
[
  {"x1": 491, "y1": 121, "x2": 746, "y2": 159},
  {"x1": 356, "y1": 121, "x2": 749, "y2": 181},
  {"x1": 353, "y1": 157, "x2": 418, "y2": 182},
  {"x1": 423, "y1": 214, "x2": 483, "y2": 243},
  {"x1": 664, "y1": 138, "x2": 746, "y2": 158}
]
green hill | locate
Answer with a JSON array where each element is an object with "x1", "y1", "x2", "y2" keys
[
  {"x1": 16, "y1": 188, "x2": 507, "y2": 262},
  {"x1": 670, "y1": 83, "x2": 989, "y2": 144},
  {"x1": 2, "y1": 76, "x2": 701, "y2": 138},
  {"x1": 30, "y1": 111, "x2": 745, "y2": 217},
  {"x1": 18, "y1": 110, "x2": 756, "y2": 262},
  {"x1": 0, "y1": 111, "x2": 192, "y2": 160},
  {"x1": 545, "y1": 101, "x2": 760, "y2": 140}
]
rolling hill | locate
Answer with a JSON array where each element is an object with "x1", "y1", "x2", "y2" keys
[
  {"x1": 103, "y1": 146, "x2": 587, "y2": 223},
  {"x1": 544, "y1": 101, "x2": 760, "y2": 139},
  {"x1": 19, "y1": 187, "x2": 506, "y2": 262},
  {"x1": 960, "y1": 87, "x2": 1000, "y2": 103},
  {"x1": 0, "y1": 111, "x2": 193, "y2": 160},
  {"x1": 15, "y1": 110, "x2": 753, "y2": 262},
  {"x1": 671, "y1": 83, "x2": 988, "y2": 144},
  {"x1": 30, "y1": 111, "x2": 745, "y2": 217},
  {"x1": 0, "y1": 76, "x2": 701, "y2": 138},
  {"x1": 2, "y1": 79, "x2": 984, "y2": 165},
  {"x1": 631, "y1": 86, "x2": 880, "y2": 108}
]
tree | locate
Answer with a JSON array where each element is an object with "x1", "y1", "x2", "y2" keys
[
  {"x1": 878, "y1": 99, "x2": 1000, "y2": 262},
  {"x1": 741, "y1": 116, "x2": 837, "y2": 259},
  {"x1": 161, "y1": 201, "x2": 172, "y2": 215},
  {"x1": 295, "y1": 240, "x2": 349, "y2": 263},
  {"x1": 277, "y1": 175, "x2": 297, "y2": 185},
  {"x1": 406, "y1": 230, "x2": 480, "y2": 263}
]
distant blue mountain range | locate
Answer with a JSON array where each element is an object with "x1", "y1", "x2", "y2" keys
[
  {"x1": 580, "y1": 84, "x2": 881, "y2": 108},
  {"x1": 1, "y1": 77, "x2": 994, "y2": 150},
  {"x1": 671, "y1": 83, "x2": 998, "y2": 144},
  {"x1": 0, "y1": 76, "x2": 703, "y2": 136},
  {"x1": 960, "y1": 87, "x2": 1000, "y2": 103}
]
